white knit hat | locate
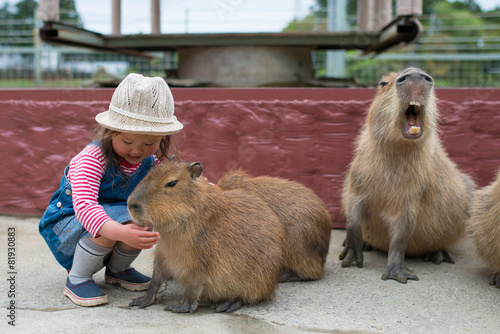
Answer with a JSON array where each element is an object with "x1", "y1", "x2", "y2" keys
[{"x1": 95, "y1": 73, "x2": 183, "y2": 135}]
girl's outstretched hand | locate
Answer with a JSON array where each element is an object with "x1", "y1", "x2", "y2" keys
[{"x1": 118, "y1": 223, "x2": 160, "y2": 249}]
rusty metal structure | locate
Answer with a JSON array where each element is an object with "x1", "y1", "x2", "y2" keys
[{"x1": 38, "y1": 0, "x2": 423, "y2": 86}]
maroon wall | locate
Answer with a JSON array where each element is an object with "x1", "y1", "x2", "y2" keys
[{"x1": 1, "y1": 87, "x2": 500, "y2": 228}]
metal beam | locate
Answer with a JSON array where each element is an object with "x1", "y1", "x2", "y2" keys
[
  {"x1": 103, "y1": 31, "x2": 379, "y2": 51},
  {"x1": 39, "y1": 22, "x2": 153, "y2": 58},
  {"x1": 39, "y1": 19, "x2": 422, "y2": 56}
]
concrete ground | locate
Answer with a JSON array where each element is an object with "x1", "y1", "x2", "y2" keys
[{"x1": 0, "y1": 215, "x2": 498, "y2": 334}]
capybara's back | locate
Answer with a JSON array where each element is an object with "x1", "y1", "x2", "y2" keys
[
  {"x1": 128, "y1": 161, "x2": 286, "y2": 313},
  {"x1": 340, "y1": 67, "x2": 474, "y2": 283},
  {"x1": 469, "y1": 169, "x2": 500, "y2": 287},
  {"x1": 218, "y1": 169, "x2": 332, "y2": 281}
]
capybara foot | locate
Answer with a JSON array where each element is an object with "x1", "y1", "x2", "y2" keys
[
  {"x1": 165, "y1": 301, "x2": 197, "y2": 313},
  {"x1": 339, "y1": 242, "x2": 363, "y2": 268},
  {"x1": 341, "y1": 239, "x2": 373, "y2": 252},
  {"x1": 422, "y1": 250, "x2": 455, "y2": 264},
  {"x1": 215, "y1": 299, "x2": 243, "y2": 313},
  {"x1": 382, "y1": 263, "x2": 419, "y2": 284},
  {"x1": 489, "y1": 272, "x2": 500, "y2": 288},
  {"x1": 129, "y1": 294, "x2": 156, "y2": 308}
]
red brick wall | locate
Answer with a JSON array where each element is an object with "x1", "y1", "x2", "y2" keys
[{"x1": 1, "y1": 87, "x2": 499, "y2": 228}]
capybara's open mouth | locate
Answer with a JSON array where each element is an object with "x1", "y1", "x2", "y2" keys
[{"x1": 403, "y1": 101, "x2": 422, "y2": 138}]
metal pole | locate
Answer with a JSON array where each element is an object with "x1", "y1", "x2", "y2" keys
[
  {"x1": 357, "y1": 0, "x2": 374, "y2": 32},
  {"x1": 34, "y1": 4, "x2": 42, "y2": 87},
  {"x1": 374, "y1": 0, "x2": 392, "y2": 31},
  {"x1": 151, "y1": 0, "x2": 161, "y2": 35},
  {"x1": 112, "y1": 0, "x2": 121, "y2": 36},
  {"x1": 326, "y1": 0, "x2": 347, "y2": 78}
]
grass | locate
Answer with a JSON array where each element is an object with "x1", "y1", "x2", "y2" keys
[{"x1": 0, "y1": 79, "x2": 89, "y2": 88}]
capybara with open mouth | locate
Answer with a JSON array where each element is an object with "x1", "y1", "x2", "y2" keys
[
  {"x1": 469, "y1": 169, "x2": 500, "y2": 288},
  {"x1": 340, "y1": 67, "x2": 474, "y2": 283},
  {"x1": 218, "y1": 169, "x2": 332, "y2": 282},
  {"x1": 128, "y1": 161, "x2": 285, "y2": 313}
]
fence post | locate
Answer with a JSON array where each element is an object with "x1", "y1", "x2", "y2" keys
[{"x1": 34, "y1": 5, "x2": 42, "y2": 87}]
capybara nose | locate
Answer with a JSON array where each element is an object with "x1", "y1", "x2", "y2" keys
[
  {"x1": 396, "y1": 72, "x2": 433, "y2": 86},
  {"x1": 128, "y1": 201, "x2": 141, "y2": 213}
]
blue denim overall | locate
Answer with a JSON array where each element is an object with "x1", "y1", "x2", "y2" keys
[{"x1": 39, "y1": 141, "x2": 156, "y2": 270}]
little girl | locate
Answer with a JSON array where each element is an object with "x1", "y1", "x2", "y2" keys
[{"x1": 39, "y1": 73, "x2": 183, "y2": 307}]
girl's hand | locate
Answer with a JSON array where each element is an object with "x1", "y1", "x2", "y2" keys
[{"x1": 118, "y1": 223, "x2": 160, "y2": 249}]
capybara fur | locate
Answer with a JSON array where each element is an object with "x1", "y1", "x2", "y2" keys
[
  {"x1": 469, "y1": 169, "x2": 500, "y2": 288},
  {"x1": 217, "y1": 169, "x2": 332, "y2": 281},
  {"x1": 128, "y1": 161, "x2": 286, "y2": 313},
  {"x1": 340, "y1": 67, "x2": 474, "y2": 283}
]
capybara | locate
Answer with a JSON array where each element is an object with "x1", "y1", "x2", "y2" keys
[
  {"x1": 128, "y1": 161, "x2": 286, "y2": 313},
  {"x1": 339, "y1": 67, "x2": 474, "y2": 283},
  {"x1": 469, "y1": 169, "x2": 500, "y2": 288},
  {"x1": 217, "y1": 169, "x2": 332, "y2": 281}
]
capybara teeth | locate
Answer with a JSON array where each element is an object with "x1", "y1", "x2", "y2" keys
[{"x1": 409, "y1": 126, "x2": 421, "y2": 135}]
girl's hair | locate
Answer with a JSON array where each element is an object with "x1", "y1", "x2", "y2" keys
[{"x1": 93, "y1": 125, "x2": 171, "y2": 172}]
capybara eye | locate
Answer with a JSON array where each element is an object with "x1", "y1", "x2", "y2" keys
[
  {"x1": 165, "y1": 180, "x2": 178, "y2": 188},
  {"x1": 379, "y1": 81, "x2": 389, "y2": 87}
]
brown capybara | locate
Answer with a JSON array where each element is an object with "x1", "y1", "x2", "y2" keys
[
  {"x1": 469, "y1": 169, "x2": 500, "y2": 288},
  {"x1": 217, "y1": 169, "x2": 332, "y2": 281},
  {"x1": 340, "y1": 67, "x2": 474, "y2": 283},
  {"x1": 128, "y1": 161, "x2": 286, "y2": 313}
]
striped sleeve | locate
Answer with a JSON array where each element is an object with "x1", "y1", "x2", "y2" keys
[{"x1": 67, "y1": 145, "x2": 111, "y2": 237}]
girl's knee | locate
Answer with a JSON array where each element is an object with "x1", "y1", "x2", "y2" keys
[
  {"x1": 90, "y1": 236, "x2": 116, "y2": 248},
  {"x1": 117, "y1": 241, "x2": 140, "y2": 251}
]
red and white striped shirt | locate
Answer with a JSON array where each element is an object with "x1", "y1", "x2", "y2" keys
[{"x1": 66, "y1": 145, "x2": 157, "y2": 237}]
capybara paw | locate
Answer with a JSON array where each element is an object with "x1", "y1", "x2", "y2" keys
[
  {"x1": 422, "y1": 250, "x2": 455, "y2": 264},
  {"x1": 165, "y1": 302, "x2": 196, "y2": 313},
  {"x1": 215, "y1": 299, "x2": 243, "y2": 313},
  {"x1": 489, "y1": 273, "x2": 500, "y2": 288},
  {"x1": 339, "y1": 246, "x2": 363, "y2": 268},
  {"x1": 129, "y1": 295, "x2": 155, "y2": 308},
  {"x1": 382, "y1": 264, "x2": 419, "y2": 284}
]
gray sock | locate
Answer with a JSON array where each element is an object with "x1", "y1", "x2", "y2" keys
[
  {"x1": 68, "y1": 238, "x2": 112, "y2": 285},
  {"x1": 106, "y1": 243, "x2": 141, "y2": 274}
]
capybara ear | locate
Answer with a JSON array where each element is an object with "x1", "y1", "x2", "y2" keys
[
  {"x1": 168, "y1": 155, "x2": 175, "y2": 161},
  {"x1": 187, "y1": 162, "x2": 203, "y2": 179}
]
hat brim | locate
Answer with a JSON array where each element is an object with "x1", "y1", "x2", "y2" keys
[{"x1": 95, "y1": 111, "x2": 183, "y2": 136}]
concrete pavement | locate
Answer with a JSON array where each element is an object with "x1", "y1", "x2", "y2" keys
[{"x1": 0, "y1": 215, "x2": 498, "y2": 334}]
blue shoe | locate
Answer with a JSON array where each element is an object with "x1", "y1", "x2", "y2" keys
[
  {"x1": 63, "y1": 278, "x2": 108, "y2": 307},
  {"x1": 105, "y1": 267, "x2": 150, "y2": 291}
]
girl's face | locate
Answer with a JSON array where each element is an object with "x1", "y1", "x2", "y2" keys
[{"x1": 112, "y1": 133, "x2": 163, "y2": 165}]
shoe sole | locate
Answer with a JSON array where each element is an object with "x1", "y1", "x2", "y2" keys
[
  {"x1": 64, "y1": 287, "x2": 108, "y2": 307},
  {"x1": 105, "y1": 276, "x2": 150, "y2": 291}
]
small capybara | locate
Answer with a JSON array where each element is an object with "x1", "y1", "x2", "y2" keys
[
  {"x1": 128, "y1": 161, "x2": 286, "y2": 313},
  {"x1": 217, "y1": 169, "x2": 332, "y2": 281},
  {"x1": 340, "y1": 67, "x2": 474, "y2": 283},
  {"x1": 469, "y1": 169, "x2": 500, "y2": 288}
]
